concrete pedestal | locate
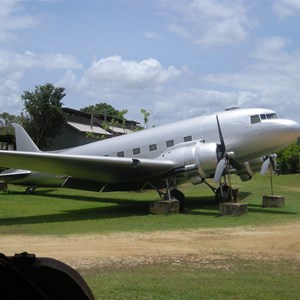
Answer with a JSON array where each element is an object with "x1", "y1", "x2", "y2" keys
[
  {"x1": 150, "y1": 199, "x2": 179, "y2": 215},
  {"x1": 219, "y1": 202, "x2": 248, "y2": 216},
  {"x1": 262, "y1": 195, "x2": 285, "y2": 208}
]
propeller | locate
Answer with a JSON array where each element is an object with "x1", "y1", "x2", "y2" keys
[
  {"x1": 260, "y1": 154, "x2": 278, "y2": 175},
  {"x1": 213, "y1": 115, "x2": 241, "y2": 182}
]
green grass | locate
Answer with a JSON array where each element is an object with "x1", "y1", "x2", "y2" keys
[
  {"x1": 1, "y1": 174, "x2": 300, "y2": 299},
  {"x1": 82, "y1": 258, "x2": 300, "y2": 299},
  {"x1": 0, "y1": 174, "x2": 299, "y2": 235}
]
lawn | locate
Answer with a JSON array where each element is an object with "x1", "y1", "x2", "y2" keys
[
  {"x1": 0, "y1": 173, "x2": 299, "y2": 299},
  {"x1": 0, "y1": 174, "x2": 299, "y2": 235},
  {"x1": 82, "y1": 258, "x2": 300, "y2": 300}
]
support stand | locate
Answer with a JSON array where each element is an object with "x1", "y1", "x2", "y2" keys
[
  {"x1": 262, "y1": 157, "x2": 285, "y2": 208},
  {"x1": 262, "y1": 195, "x2": 285, "y2": 208},
  {"x1": 150, "y1": 200, "x2": 179, "y2": 215},
  {"x1": 219, "y1": 202, "x2": 248, "y2": 216}
]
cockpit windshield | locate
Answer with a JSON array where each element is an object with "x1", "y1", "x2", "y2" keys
[{"x1": 250, "y1": 112, "x2": 278, "y2": 124}]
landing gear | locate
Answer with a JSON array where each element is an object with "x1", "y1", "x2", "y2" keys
[
  {"x1": 204, "y1": 180, "x2": 238, "y2": 204},
  {"x1": 150, "y1": 176, "x2": 187, "y2": 213},
  {"x1": 215, "y1": 184, "x2": 235, "y2": 204},
  {"x1": 25, "y1": 186, "x2": 38, "y2": 194},
  {"x1": 164, "y1": 189, "x2": 186, "y2": 213}
]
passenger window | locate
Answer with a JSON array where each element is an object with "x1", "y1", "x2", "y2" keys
[
  {"x1": 260, "y1": 114, "x2": 266, "y2": 120},
  {"x1": 184, "y1": 136, "x2": 192, "y2": 142},
  {"x1": 149, "y1": 144, "x2": 157, "y2": 152},
  {"x1": 250, "y1": 115, "x2": 260, "y2": 124},
  {"x1": 133, "y1": 148, "x2": 140, "y2": 155},
  {"x1": 117, "y1": 151, "x2": 124, "y2": 157},
  {"x1": 166, "y1": 140, "x2": 174, "y2": 148}
]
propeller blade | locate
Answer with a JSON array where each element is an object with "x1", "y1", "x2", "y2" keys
[
  {"x1": 214, "y1": 158, "x2": 227, "y2": 182},
  {"x1": 261, "y1": 158, "x2": 270, "y2": 175},
  {"x1": 216, "y1": 115, "x2": 225, "y2": 155}
]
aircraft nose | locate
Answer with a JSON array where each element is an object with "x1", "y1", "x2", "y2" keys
[
  {"x1": 283, "y1": 119, "x2": 300, "y2": 141},
  {"x1": 289, "y1": 120, "x2": 300, "y2": 138}
]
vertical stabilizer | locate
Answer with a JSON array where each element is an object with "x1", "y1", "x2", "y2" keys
[{"x1": 12, "y1": 123, "x2": 40, "y2": 152}]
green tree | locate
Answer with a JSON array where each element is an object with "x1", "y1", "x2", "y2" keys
[
  {"x1": 0, "y1": 112, "x2": 22, "y2": 136},
  {"x1": 21, "y1": 83, "x2": 66, "y2": 149},
  {"x1": 140, "y1": 108, "x2": 150, "y2": 128},
  {"x1": 277, "y1": 143, "x2": 300, "y2": 174},
  {"x1": 0, "y1": 112, "x2": 21, "y2": 126},
  {"x1": 80, "y1": 102, "x2": 120, "y2": 119}
]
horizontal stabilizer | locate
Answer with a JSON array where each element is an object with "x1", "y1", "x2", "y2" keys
[{"x1": 0, "y1": 169, "x2": 31, "y2": 180}]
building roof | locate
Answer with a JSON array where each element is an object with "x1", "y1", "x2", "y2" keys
[
  {"x1": 62, "y1": 107, "x2": 138, "y2": 136},
  {"x1": 67, "y1": 122, "x2": 112, "y2": 136}
]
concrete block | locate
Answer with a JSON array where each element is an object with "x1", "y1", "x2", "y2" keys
[
  {"x1": 262, "y1": 195, "x2": 285, "y2": 208},
  {"x1": 150, "y1": 199, "x2": 179, "y2": 215},
  {"x1": 219, "y1": 202, "x2": 248, "y2": 216}
]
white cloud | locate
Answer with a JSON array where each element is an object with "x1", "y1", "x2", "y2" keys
[
  {"x1": 145, "y1": 31, "x2": 164, "y2": 40},
  {"x1": 0, "y1": 49, "x2": 83, "y2": 113},
  {"x1": 273, "y1": 0, "x2": 300, "y2": 19},
  {"x1": 0, "y1": 72, "x2": 23, "y2": 114},
  {"x1": 161, "y1": 0, "x2": 253, "y2": 46},
  {"x1": 203, "y1": 37, "x2": 300, "y2": 118},
  {"x1": 81, "y1": 56, "x2": 181, "y2": 92},
  {"x1": 0, "y1": 48, "x2": 82, "y2": 75},
  {"x1": 167, "y1": 24, "x2": 191, "y2": 39},
  {"x1": 139, "y1": 88, "x2": 240, "y2": 125},
  {"x1": 0, "y1": 0, "x2": 37, "y2": 42}
]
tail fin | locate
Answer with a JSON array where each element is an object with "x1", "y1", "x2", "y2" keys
[{"x1": 12, "y1": 123, "x2": 40, "y2": 152}]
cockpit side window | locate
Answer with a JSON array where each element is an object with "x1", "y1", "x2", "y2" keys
[
  {"x1": 260, "y1": 114, "x2": 266, "y2": 120},
  {"x1": 266, "y1": 113, "x2": 278, "y2": 119},
  {"x1": 259, "y1": 113, "x2": 278, "y2": 121},
  {"x1": 251, "y1": 115, "x2": 260, "y2": 124}
]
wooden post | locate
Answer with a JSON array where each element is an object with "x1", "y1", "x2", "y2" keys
[{"x1": 150, "y1": 200, "x2": 179, "y2": 215}]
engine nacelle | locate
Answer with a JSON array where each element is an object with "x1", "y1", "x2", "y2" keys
[{"x1": 158, "y1": 141, "x2": 219, "y2": 179}]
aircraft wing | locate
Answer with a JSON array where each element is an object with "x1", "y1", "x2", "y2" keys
[{"x1": 0, "y1": 150, "x2": 176, "y2": 183}]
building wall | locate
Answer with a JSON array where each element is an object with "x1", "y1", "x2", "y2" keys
[{"x1": 45, "y1": 124, "x2": 99, "y2": 151}]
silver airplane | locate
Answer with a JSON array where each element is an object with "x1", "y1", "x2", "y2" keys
[{"x1": 0, "y1": 107, "x2": 299, "y2": 210}]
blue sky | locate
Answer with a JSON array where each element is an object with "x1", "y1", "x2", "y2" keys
[{"x1": 1, "y1": 0, "x2": 300, "y2": 125}]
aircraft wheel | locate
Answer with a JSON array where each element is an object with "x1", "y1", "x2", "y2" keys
[
  {"x1": 170, "y1": 189, "x2": 186, "y2": 213},
  {"x1": 25, "y1": 186, "x2": 37, "y2": 194},
  {"x1": 215, "y1": 185, "x2": 233, "y2": 204}
]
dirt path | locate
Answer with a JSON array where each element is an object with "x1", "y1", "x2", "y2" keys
[{"x1": 1, "y1": 222, "x2": 300, "y2": 269}]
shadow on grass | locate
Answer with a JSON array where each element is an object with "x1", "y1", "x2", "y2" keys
[
  {"x1": 6, "y1": 189, "x2": 123, "y2": 204},
  {"x1": 0, "y1": 196, "x2": 220, "y2": 225},
  {"x1": 185, "y1": 196, "x2": 219, "y2": 216},
  {"x1": 247, "y1": 204, "x2": 298, "y2": 215},
  {"x1": 0, "y1": 199, "x2": 152, "y2": 226},
  {"x1": 1, "y1": 189, "x2": 296, "y2": 226}
]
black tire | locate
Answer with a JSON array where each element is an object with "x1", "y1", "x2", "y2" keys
[
  {"x1": 25, "y1": 186, "x2": 37, "y2": 194},
  {"x1": 215, "y1": 185, "x2": 233, "y2": 204},
  {"x1": 170, "y1": 189, "x2": 186, "y2": 213}
]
